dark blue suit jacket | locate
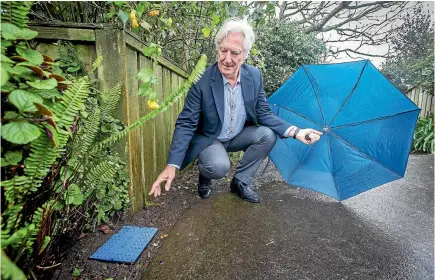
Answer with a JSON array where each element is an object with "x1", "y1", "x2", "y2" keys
[{"x1": 168, "y1": 63, "x2": 292, "y2": 170}]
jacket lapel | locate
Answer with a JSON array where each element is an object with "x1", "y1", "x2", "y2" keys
[
  {"x1": 211, "y1": 64, "x2": 225, "y2": 124},
  {"x1": 240, "y1": 66, "x2": 255, "y2": 122}
]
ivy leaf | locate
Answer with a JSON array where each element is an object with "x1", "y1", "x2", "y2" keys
[
  {"x1": 8, "y1": 89, "x2": 43, "y2": 112},
  {"x1": 138, "y1": 83, "x2": 154, "y2": 96},
  {"x1": 117, "y1": 10, "x2": 129, "y2": 25},
  {"x1": 201, "y1": 27, "x2": 211, "y2": 38},
  {"x1": 16, "y1": 47, "x2": 43, "y2": 65},
  {"x1": 27, "y1": 78, "x2": 57, "y2": 89},
  {"x1": 1, "y1": 121, "x2": 41, "y2": 144},
  {"x1": 4, "y1": 151, "x2": 23, "y2": 165},
  {"x1": 65, "y1": 184, "x2": 84, "y2": 205},
  {"x1": 136, "y1": 67, "x2": 154, "y2": 82}
]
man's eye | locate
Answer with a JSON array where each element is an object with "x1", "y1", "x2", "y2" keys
[
  {"x1": 221, "y1": 49, "x2": 228, "y2": 53},
  {"x1": 231, "y1": 51, "x2": 240, "y2": 56}
]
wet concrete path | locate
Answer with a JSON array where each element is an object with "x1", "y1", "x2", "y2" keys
[{"x1": 144, "y1": 155, "x2": 434, "y2": 280}]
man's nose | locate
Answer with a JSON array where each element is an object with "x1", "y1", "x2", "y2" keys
[{"x1": 224, "y1": 52, "x2": 232, "y2": 63}]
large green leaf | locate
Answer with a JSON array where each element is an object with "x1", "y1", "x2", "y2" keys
[
  {"x1": 0, "y1": 23, "x2": 38, "y2": 41},
  {"x1": 117, "y1": 10, "x2": 129, "y2": 25},
  {"x1": 1, "y1": 54, "x2": 14, "y2": 64},
  {"x1": 19, "y1": 28, "x2": 38, "y2": 40},
  {"x1": 1, "y1": 66, "x2": 8, "y2": 86},
  {"x1": 201, "y1": 27, "x2": 211, "y2": 38},
  {"x1": 1, "y1": 249, "x2": 26, "y2": 280},
  {"x1": 16, "y1": 47, "x2": 43, "y2": 65},
  {"x1": 0, "y1": 23, "x2": 20, "y2": 40},
  {"x1": 4, "y1": 151, "x2": 22, "y2": 165},
  {"x1": 1, "y1": 121, "x2": 41, "y2": 144},
  {"x1": 136, "y1": 68, "x2": 154, "y2": 82},
  {"x1": 27, "y1": 78, "x2": 57, "y2": 89},
  {"x1": 8, "y1": 89, "x2": 43, "y2": 112}
]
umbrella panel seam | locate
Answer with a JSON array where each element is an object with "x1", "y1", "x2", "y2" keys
[
  {"x1": 330, "y1": 108, "x2": 421, "y2": 129},
  {"x1": 328, "y1": 60, "x2": 369, "y2": 127},
  {"x1": 326, "y1": 133, "x2": 341, "y2": 199},
  {"x1": 302, "y1": 65, "x2": 326, "y2": 126},
  {"x1": 329, "y1": 131, "x2": 404, "y2": 178}
]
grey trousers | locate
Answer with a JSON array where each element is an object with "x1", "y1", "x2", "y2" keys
[{"x1": 198, "y1": 126, "x2": 277, "y2": 184}]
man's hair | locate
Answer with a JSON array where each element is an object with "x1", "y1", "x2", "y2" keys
[{"x1": 214, "y1": 17, "x2": 255, "y2": 59}]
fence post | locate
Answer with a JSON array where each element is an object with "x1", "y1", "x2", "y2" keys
[{"x1": 95, "y1": 28, "x2": 143, "y2": 211}]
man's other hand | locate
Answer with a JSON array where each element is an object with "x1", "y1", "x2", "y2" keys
[
  {"x1": 149, "y1": 165, "x2": 176, "y2": 197},
  {"x1": 296, "y1": 128, "x2": 323, "y2": 145}
]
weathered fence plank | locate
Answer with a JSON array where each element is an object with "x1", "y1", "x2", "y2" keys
[
  {"x1": 406, "y1": 86, "x2": 434, "y2": 118},
  {"x1": 31, "y1": 24, "x2": 188, "y2": 212}
]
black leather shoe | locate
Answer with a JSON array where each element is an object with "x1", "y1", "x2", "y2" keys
[
  {"x1": 198, "y1": 175, "x2": 212, "y2": 199},
  {"x1": 230, "y1": 177, "x2": 260, "y2": 203}
]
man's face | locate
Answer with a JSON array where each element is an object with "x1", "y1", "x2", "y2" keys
[{"x1": 217, "y1": 32, "x2": 245, "y2": 80}]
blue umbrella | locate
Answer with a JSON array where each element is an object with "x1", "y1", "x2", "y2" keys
[{"x1": 268, "y1": 60, "x2": 420, "y2": 200}]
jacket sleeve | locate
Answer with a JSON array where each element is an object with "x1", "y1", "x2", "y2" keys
[
  {"x1": 167, "y1": 83, "x2": 202, "y2": 166},
  {"x1": 255, "y1": 69, "x2": 293, "y2": 137}
]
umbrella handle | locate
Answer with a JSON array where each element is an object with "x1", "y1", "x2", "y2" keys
[{"x1": 305, "y1": 134, "x2": 311, "y2": 141}]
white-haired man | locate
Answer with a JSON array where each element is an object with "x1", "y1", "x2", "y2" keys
[{"x1": 149, "y1": 18, "x2": 322, "y2": 203}]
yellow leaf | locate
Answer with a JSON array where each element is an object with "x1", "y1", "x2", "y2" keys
[
  {"x1": 148, "y1": 9, "x2": 160, "y2": 17},
  {"x1": 147, "y1": 100, "x2": 160, "y2": 110},
  {"x1": 130, "y1": 10, "x2": 136, "y2": 21},
  {"x1": 132, "y1": 19, "x2": 139, "y2": 28}
]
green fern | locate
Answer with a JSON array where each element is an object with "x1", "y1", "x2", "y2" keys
[
  {"x1": 87, "y1": 161, "x2": 117, "y2": 186},
  {"x1": 100, "y1": 82, "x2": 122, "y2": 118},
  {"x1": 83, "y1": 161, "x2": 117, "y2": 199},
  {"x1": 0, "y1": 2, "x2": 33, "y2": 28},
  {"x1": 92, "y1": 54, "x2": 208, "y2": 153},
  {"x1": 79, "y1": 108, "x2": 101, "y2": 156},
  {"x1": 89, "y1": 55, "x2": 103, "y2": 75},
  {"x1": 1, "y1": 77, "x2": 90, "y2": 235}
]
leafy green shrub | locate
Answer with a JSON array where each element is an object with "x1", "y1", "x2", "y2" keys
[
  {"x1": 255, "y1": 21, "x2": 327, "y2": 95},
  {"x1": 412, "y1": 115, "x2": 434, "y2": 154}
]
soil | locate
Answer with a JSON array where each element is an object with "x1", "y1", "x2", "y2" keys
[{"x1": 52, "y1": 159, "x2": 283, "y2": 280}]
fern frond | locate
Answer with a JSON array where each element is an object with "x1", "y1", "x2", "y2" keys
[
  {"x1": 0, "y1": 2, "x2": 32, "y2": 28},
  {"x1": 92, "y1": 55, "x2": 208, "y2": 153},
  {"x1": 53, "y1": 77, "x2": 91, "y2": 129},
  {"x1": 2, "y1": 77, "x2": 91, "y2": 236},
  {"x1": 100, "y1": 82, "x2": 122, "y2": 118},
  {"x1": 86, "y1": 161, "x2": 117, "y2": 188},
  {"x1": 79, "y1": 108, "x2": 101, "y2": 156},
  {"x1": 89, "y1": 56, "x2": 103, "y2": 75}
]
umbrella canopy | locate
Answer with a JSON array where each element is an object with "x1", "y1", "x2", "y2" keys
[{"x1": 268, "y1": 60, "x2": 420, "y2": 200}]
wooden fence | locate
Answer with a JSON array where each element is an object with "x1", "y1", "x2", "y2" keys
[
  {"x1": 405, "y1": 86, "x2": 434, "y2": 118},
  {"x1": 31, "y1": 23, "x2": 188, "y2": 212}
]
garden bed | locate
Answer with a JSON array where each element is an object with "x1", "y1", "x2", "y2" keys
[{"x1": 52, "y1": 158, "x2": 282, "y2": 280}]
